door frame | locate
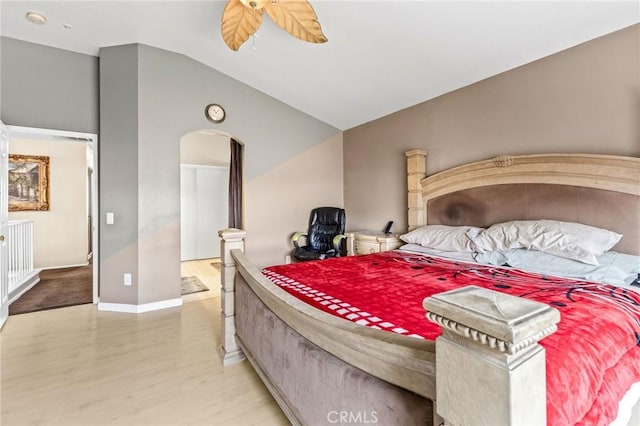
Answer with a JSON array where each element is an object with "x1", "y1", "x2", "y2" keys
[
  {"x1": 7, "y1": 125, "x2": 100, "y2": 304},
  {"x1": 0, "y1": 121, "x2": 9, "y2": 329}
]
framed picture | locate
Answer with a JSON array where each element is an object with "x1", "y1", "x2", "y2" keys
[{"x1": 8, "y1": 154, "x2": 50, "y2": 211}]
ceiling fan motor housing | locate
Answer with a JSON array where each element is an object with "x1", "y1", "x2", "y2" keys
[{"x1": 240, "y1": 0, "x2": 269, "y2": 9}]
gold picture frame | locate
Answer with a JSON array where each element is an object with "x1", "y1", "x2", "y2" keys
[{"x1": 8, "y1": 154, "x2": 50, "y2": 211}]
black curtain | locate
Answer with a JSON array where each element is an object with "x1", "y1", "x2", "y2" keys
[{"x1": 229, "y1": 138, "x2": 243, "y2": 229}]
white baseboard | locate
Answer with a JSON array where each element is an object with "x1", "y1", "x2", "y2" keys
[
  {"x1": 98, "y1": 298, "x2": 183, "y2": 313},
  {"x1": 8, "y1": 270, "x2": 41, "y2": 305}
]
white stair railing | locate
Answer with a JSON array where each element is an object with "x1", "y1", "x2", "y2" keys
[{"x1": 8, "y1": 220, "x2": 34, "y2": 294}]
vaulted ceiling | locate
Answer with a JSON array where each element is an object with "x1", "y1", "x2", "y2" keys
[{"x1": 1, "y1": 1, "x2": 638, "y2": 130}]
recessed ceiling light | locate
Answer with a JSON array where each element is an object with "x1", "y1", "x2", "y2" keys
[{"x1": 26, "y1": 11, "x2": 47, "y2": 25}]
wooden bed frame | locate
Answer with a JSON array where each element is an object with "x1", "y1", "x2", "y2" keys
[{"x1": 219, "y1": 151, "x2": 639, "y2": 425}]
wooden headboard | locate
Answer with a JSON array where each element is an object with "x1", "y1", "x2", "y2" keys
[{"x1": 406, "y1": 150, "x2": 640, "y2": 255}]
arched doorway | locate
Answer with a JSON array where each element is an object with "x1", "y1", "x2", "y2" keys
[{"x1": 179, "y1": 129, "x2": 231, "y2": 300}]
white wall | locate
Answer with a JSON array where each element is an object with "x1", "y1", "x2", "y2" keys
[
  {"x1": 180, "y1": 131, "x2": 230, "y2": 166},
  {"x1": 9, "y1": 137, "x2": 88, "y2": 268},
  {"x1": 180, "y1": 131, "x2": 230, "y2": 261}
]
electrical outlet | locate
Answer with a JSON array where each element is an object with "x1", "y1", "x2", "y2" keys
[
  {"x1": 285, "y1": 255, "x2": 292, "y2": 264},
  {"x1": 124, "y1": 273, "x2": 132, "y2": 286}
]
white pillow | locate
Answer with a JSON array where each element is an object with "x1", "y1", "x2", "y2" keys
[
  {"x1": 467, "y1": 220, "x2": 622, "y2": 265},
  {"x1": 400, "y1": 225, "x2": 482, "y2": 252},
  {"x1": 475, "y1": 249, "x2": 640, "y2": 288}
]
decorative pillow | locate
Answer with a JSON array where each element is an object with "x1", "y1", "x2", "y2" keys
[
  {"x1": 467, "y1": 220, "x2": 622, "y2": 265},
  {"x1": 475, "y1": 249, "x2": 640, "y2": 288},
  {"x1": 400, "y1": 225, "x2": 482, "y2": 252}
]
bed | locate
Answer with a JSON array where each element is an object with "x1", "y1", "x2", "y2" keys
[{"x1": 218, "y1": 151, "x2": 640, "y2": 425}]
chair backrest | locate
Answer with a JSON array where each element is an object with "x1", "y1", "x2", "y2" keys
[{"x1": 307, "y1": 207, "x2": 346, "y2": 252}]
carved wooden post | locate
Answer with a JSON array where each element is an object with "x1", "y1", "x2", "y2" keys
[
  {"x1": 218, "y1": 228, "x2": 247, "y2": 366},
  {"x1": 406, "y1": 149, "x2": 427, "y2": 230},
  {"x1": 345, "y1": 232, "x2": 355, "y2": 256},
  {"x1": 424, "y1": 286, "x2": 560, "y2": 426}
]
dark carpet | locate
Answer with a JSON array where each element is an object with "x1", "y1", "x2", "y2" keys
[{"x1": 9, "y1": 265, "x2": 93, "y2": 315}]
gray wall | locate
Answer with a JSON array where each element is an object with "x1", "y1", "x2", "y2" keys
[
  {"x1": 0, "y1": 37, "x2": 99, "y2": 134},
  {"x1": 344, "y1": 24, "x2": 640, "y2": 233},
  {"x1": 101, "y1": 43, "x2": 340, "y2": 305},
  {"x1": 2, "y1": 37, "x2": 341, "y2": 306},
  {"x1": 99, "y1": 45, "x2": 140, "y2": 304}
]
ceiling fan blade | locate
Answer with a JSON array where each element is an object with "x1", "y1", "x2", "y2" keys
[
  {"x1": 221, "y1": 0, "x2": 264, "y2": 51},
  {"x1": 264, "y1": 0, "x2": 327, "y2": 44}
]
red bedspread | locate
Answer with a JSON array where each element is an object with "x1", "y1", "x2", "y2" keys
[{"x1": 263, "y1": 251, "x2": 640, "y2": 426}]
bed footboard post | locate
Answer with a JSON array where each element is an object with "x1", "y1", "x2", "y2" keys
[
  {"x1": 406, "y1": 149, "x2": 427, "y2": 230},
  {"x1": 424, "y1": 286, "x2": 560, "y2": 426},
  {"x1": 218, "y1": 228, "x2": 247, "y2": 366}
]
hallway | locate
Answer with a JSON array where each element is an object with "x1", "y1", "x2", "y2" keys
[{"x1": 9, "y1": 264, "x2": 92, "y2": 315}]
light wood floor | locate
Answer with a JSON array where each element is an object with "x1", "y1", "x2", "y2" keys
[
  {"x1": 0, "y1": 259, "x2": 288, "y2": 426},
  {"x1": 181, "y1": 258, "x2": 222, "y2": 303}
]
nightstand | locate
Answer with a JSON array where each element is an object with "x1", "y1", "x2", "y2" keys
[{"x1": 346, "y1": 231, "x2": 403, "y2": 256}]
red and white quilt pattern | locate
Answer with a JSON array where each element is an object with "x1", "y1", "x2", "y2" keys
[
  {"x1": 262, "y1": 269, "x2": 424, "y2": 339},
  {"x1": 262, "y1": 251, "x2": 640, "y2": 426}
]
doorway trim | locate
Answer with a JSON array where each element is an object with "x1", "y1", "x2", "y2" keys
[{"x1": 7, "y1": 125, "x2": 100, "y2": 304}]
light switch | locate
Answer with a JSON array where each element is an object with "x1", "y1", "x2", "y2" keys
[{"x1": 106, "y1": 212, "x2": 114, "y2": 225}]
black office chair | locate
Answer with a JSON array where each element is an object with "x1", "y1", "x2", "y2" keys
[{"x1": 292, "y1": 207, "x2": 347, "y2": 261}]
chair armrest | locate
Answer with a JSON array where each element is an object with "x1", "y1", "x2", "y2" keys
[
  {"x1": 292, "y1": 232, "x2": 308, "y2": 249},
  {"x1": 332, "y1": 234, "x2": 348, "y2": 254}
]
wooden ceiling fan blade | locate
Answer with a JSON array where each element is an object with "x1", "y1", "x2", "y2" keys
[
  {"x1": 264, "y1": 0, "x2": 327, "y2": 44},
  {"x1": 221, "y1": 0, "x2": 264, "y2": 51}
]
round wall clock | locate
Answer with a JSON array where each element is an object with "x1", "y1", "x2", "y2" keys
[{"x1": 205, "y1": 103, "x2": 226, "y2": 123}]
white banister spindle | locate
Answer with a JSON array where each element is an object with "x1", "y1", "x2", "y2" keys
[{"x1": 7, "y1": 220, "x2": 35, "y2": 293}]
